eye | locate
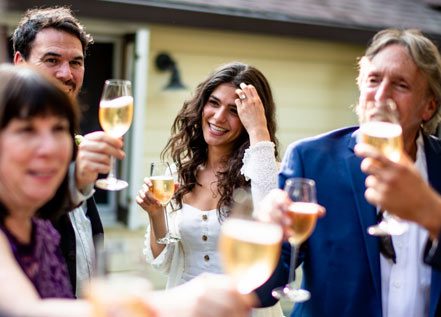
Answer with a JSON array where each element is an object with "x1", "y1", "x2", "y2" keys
[
  {"x1": 229, "y1": 106, "x2": 238, "y2": 115},
  {"x1": 53, "y1": 120, "x2": 70, "y2": 133},
  {"x1": 19, "y1": 125, "x2": 34, "y2": 133},
  {"x1": 207, "y1": 98, "x2": 220, "y2": 107},
  {"x1": 43, "y1": 58, "x2": 59, "y2": 66},
  {"x1": 13, "y1": 121, "x2": 34, "y2": 134},
  {"x1": 70, "y1": 60, "x2": 84, "y2": 68},
  {"x1": 367, "y1": 76, "x2": 380, "y2": 85},
  {"x1": 395, "y1": 81, "x2": 409, "y2": 90}
]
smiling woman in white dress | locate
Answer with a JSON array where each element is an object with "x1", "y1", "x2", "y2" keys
[{"x1": 137, "y1": 62, "x2": 283, "y2": 317}]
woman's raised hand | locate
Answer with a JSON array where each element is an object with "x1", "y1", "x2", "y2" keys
[{"x1": 235, "y1": 82, "x2": 270, "y2": 145}]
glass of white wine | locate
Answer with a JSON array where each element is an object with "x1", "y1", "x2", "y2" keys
[
  {"x1": 150, "y1": 161, "x2": 180, "y2": 244},
  {"x1": 358, "y1": 99, "x2": 409, "y2": 236},
  {"x1": 219, "y1": 189, "x2": 283, "y2": 294},
  {"x1": 272, "y1": 177, "x2": 319, "y2": 303},
  {"x1": 95, "y1": 79, "x2": 133, "y2": 191}
]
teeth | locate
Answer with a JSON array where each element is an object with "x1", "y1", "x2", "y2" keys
[
  {"x1": 31, "y1": 170, "x2": 54, "y2": 177},
  {"x1": 210, "y1": 124, "x2": 227, "y2": 132}
]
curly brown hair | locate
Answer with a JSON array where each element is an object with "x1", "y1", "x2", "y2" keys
[{"x1": 161, "y1": 62, "x2": 279, "y2": 219}]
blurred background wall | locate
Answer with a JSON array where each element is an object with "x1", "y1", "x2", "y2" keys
[{"x1": 2, "y1": 0, "x2": 440, "y2": 229}]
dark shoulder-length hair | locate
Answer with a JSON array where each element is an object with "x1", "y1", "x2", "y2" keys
[
  {"x1": 162, "y1": 62, "x2": 279, "y2": 218},
  {"x1": 0, "y1": 64, "x2": 79, "y2": 223}
]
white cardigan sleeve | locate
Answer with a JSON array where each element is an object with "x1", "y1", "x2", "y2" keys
[
  {"x1": 241, "y1": 141, "x2": 278, "y2": 206},
  {"x1": 242, "y1": 142, "x2": 284, "y2": 317},
  {"x1": 143, "y1": 207, "x2": 184, "y2": 288}
]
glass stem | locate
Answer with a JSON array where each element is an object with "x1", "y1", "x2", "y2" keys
[
  {"x1": 288, "y1": 242, "x2": 299, "y2": 287},
  {"x1": 162, "y1": 204, "x2": 171, "y2": 237},
  {"x1": 107, "y1": 156, "x2": 116, "y2": 180}
]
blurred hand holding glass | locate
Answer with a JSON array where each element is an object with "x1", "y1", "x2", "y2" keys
[
  {"x1": 272, "y1": 177, "x2": 319, "y2": 302},
  {"x1": 95, "y1": 79, "x2": 133, "y2": 191},
  {"x1": 219, "y1": 189, "x2": 283, "y2": 294},
  {"x1": 87, "y1": 274, "x2": 154, "y2": 317},
  {"x1": 358, "y1": 99, "x2": 409, "y2": 236}
]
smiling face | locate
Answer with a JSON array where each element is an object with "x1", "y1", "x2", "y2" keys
[
  {"x1": 14, "y1": 28, "x2": 85, "y2": 97},
  {"x1": 201, "y1": 83, "x2": 244, "y2": 154},
  {"x1": 0, "y1": 115, "x2": 72, "y2": 213},
  {"x1": 358, "y1": 44, "x2": 437, "y2": 152}
]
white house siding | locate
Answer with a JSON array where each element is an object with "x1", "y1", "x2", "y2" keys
[{"x1": 144, "y1": 24, "x2": 362, "y2": 165}]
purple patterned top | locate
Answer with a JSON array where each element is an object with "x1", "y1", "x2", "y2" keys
[{"x1": 0, "y1": 218, "x2": 74, "y2": 298}]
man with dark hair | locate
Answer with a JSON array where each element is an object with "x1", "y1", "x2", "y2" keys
[
  {"x1": 13, "y1": 7, "x2": 92, "y2": 97},
  {"x1": 12, "y1": 6, "x2": 125, "y2": 296}
]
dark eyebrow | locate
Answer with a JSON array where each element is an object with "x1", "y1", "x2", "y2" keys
[
  {"x1": 209, "y1": 95, "x2": 220, "y2": 102},
  {"x1": 41, "y1": 52, "x2": 62, "y2": 59},
  {"x1": 209, "y1": 94, "x2": 237, "y2": 108},
  {"x1": 72, "y1": 55, "x2": 84, "y2": 62},
  {"x1": 41, "y1": 52, "x2": 84, "y2": 61}
]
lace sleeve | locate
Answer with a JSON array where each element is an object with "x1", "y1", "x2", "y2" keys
[{"x1": 240, "y1": 141, "x2": 278, "y2": 206}]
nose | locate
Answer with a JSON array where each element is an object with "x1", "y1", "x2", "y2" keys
[
  {"x1": 36, "y1": 133, "x2": 59, "y2": 156},
  {"x1": 374, "y1": 80, "x2": 392, "y2": 103},
  {"x1": 55, "y1": 62, "x2": 73, "y2": 81},
  {"x1": 213, "y1": 106, "x2": 228, "y2": 122}
]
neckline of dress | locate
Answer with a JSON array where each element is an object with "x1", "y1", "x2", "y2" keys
[{"x1": 182, "y1": 203, "x2": 217, "y2": 213}]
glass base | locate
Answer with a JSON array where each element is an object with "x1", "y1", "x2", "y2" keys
[
  {"x1": 95, "y1": 178, "x2": 128, "y2": 191},
  {"x1": 272, "y1": 285, "x2": 310, "y2": 302},
  {"x1": 157, "y1": 234, "x2": 180, "y2": 245},
  {"x1": 368, "y1": 219, "x2": 409, "y2": 236}
]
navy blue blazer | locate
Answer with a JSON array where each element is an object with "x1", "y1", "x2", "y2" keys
[{"x1": 256, "y1": 126, "x2": 441, "y2": 317}]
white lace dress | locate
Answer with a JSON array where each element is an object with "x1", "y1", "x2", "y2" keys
[{"x1": 144, "y1": 141, "x2": 284, "y2": 317}]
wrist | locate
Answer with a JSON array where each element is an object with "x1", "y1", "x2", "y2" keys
[
  {"x1": 248, "y1": 128, "x2": 271, "y2": 146},
  {"x1": 148, "y1": 209, "x2": 164, "y2": 222}
]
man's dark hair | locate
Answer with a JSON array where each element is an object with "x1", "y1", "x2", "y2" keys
[{"x1": 12, "y1": 6, "x2": 93, "y2": 59}]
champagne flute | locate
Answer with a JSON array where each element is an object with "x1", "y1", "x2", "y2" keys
[
  {"x1": 150, "y1": 161, "x2": 180, "y2": 244},
  {"x1": 272, "y1": 178, "x2": 319, "y2": 302},
  {"x1": 95, "y1": 79, "x2": 133, "y2": 191},
  {"x1": 358, "y1": 99, "x2": 409, "y2": 236},
  {"x1": 219, "y1": 189, "x2": 283, "y2": 294}
]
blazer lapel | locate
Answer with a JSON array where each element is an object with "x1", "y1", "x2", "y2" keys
[
  {"x1": 345, "y1": 130, "x2": 381, "y2": 298},
  {"x1": 424, "y1": 134, "x2": 441, "y2": 317},
  {"x1": 425, "y1": 134, "x2": 441, "y2": 195},
  {"x1": 430, "y1": 270, "x2": 441, "y2": 317}
]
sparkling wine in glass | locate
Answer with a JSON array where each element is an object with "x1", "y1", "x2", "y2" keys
[
  {"x1": 272, "y1": 178, "x2": 319, "y2": 303},
  {"x1": 150, "y1": 161, "x2": 180, "y2": 244},
  {"x1": 358, "y1": 99, "x2": 409, "y2": 236},
  {"x1": 95, "y1": 79, "x2": 133, "y2": 191},
  {"x1": 219, "y1": 189, "x2": 283, "y2": 294}
]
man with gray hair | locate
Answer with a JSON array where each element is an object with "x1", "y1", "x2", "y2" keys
[
  {"x1": 12, "y1": 6, "x2": 125, "y2": 296},
  {"x1": 257, "y1": 28, "x2": 441, "y2": 317}
]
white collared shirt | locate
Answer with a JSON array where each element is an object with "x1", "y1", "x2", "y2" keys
[
  {"x1": 381, "y1": 132, "x2": 432, "y2": 317},
  {"x1": 68, "y1": 202, "x2": 95, "y2": 296},
  {"x1": 68, "y1": 163, "x2": 96, "y2": 296}
]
